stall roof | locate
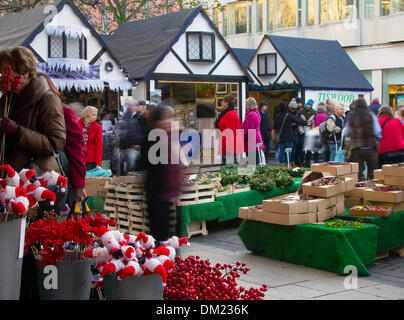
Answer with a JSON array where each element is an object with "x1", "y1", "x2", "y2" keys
[
  {"x1": 0, "y1": 0, "x2": 122, "y2": 66},
  {"x1": 232, "y1": 48, "x2": 255, "y2": 70},
  {"x1": 265, "y1": 35, "x2": 373, "y2": 91},
  {"x1": 106, "y1": 7, "x2": 248, "y2": 82}
]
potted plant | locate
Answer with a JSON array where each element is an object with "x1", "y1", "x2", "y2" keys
[{"x1": 24, "y1": 215, "x2": 101, "y2": 300}]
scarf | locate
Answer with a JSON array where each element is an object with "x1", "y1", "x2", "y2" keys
[{"x1": 215, "y1": 106, "x2": 235, "y2": 129}]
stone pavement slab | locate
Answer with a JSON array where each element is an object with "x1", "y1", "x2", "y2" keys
[{"x1": 181, "y1": 218, "x2": 404, "y2": 300}]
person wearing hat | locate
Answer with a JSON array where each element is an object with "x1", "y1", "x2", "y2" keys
[
  {"x1": 296, "y1": 99, "x2": 316, "y2": 167},
  {"x1": 296, "y1": 97, "x2": 304, "y2": 110},
  {"x1": 273, "y1": 100, "x2": 306, "y2": 167},
  {"x1": 289, "y1": 98, "x2": 306, "y2": 166}
]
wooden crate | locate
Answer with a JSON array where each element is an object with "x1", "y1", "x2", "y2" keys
[{"x1": 176, "y1": 182, "x2": 215, "y2": 206}]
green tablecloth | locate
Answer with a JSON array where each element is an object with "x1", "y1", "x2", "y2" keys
[
  {"x1": 238, "y1": 220, "x2": 378, "y2": 276},
  {"x1": 339, "y1": 209, "x2": 404, "y2": 252},
  {"x1": 176, "y1": 178, "x2": 302, "y2": 237}
]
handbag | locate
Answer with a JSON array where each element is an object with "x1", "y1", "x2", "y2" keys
[
  {"x1": 274, "y1": 114, "x2": 288, "y2": 144},
  {"x1": 333, "y1": 131, "x2": 345, "y2": 162}
]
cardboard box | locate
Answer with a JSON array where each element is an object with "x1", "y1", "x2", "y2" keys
[
  {"x1": 302, "y1": 178, "x2": 345, "y2": 198},
  {"x1": 345, "y1": 187, "x2": 366, "y2": 198},
  {"x1": 342, "y1": 178, "x2": 356, "y2": 192},
  {"x1": 335, "y1": 202, "x2": 346, "y2": 215},
  {"x1": 363, "y1": 187, "x2": 404, "y2": 203},
  {"x1": 307, "y1": 198, "x2": 329, "y2": 212},
  {"x1": 349, "y1": 205, "x2": 392, "y2": 218},
  {"x1": 384, "y1": 175, "x2": 404, "y2": 187},
  {"x1": 297, "y1": 171, "x2": 329, "y2": 195},
  {"x1": 350, "y1": 162, "x2": 359, "y2": 173},
  {"x1": 317, "y1": 206, "x2": 336, "y2": 222},
  {"x1": 307, "y1": 212, "x2": 317, "y2": 223},
  {"x1": 326, "y1": 194, "x2": 345, "y2": 207},
  {"x1": 381, "y1": 163, "x2": 404, "y2": 177},
  {"x1": 253, "y1": 211, "x2": 311, "y2": 226},
  {"x1": 262, "y1": 198, "x2": 308, "y2": 214},
  {"x1": 364, "y1": 200, "x2": 404, "y2": 213},
  {"x1": 239, "y1": 206, "x2": 262, "y2": 220},
  {"x1": 374, "y1": 169, "x2": 384, "y2": 181},
  {"x1": 345, "y1": 197, "x2": 363, "y2": 208},
  {"x1": 310, "y1": 162, "x2": 352, "y2": 176}
]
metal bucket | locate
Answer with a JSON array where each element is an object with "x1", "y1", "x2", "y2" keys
[
  {"x1": 35, "y1": 258, "x2": 94, "y2": 300},
  {"x1": 0, "y1": 215, "x2": 26, "y2": 300},
  {"x1": 103, "y1": 274, "x2": 164, "y2": 300}
]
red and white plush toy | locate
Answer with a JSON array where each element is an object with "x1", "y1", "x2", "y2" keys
[
  {"x1": 7, "y1": 196, "x2": 30, "y2": 214},
  {"x1": 30, "y1": 187, "x2": 56, "y2": 205},
  {"x1": 135, "y1": 232, "x2": 156, "y2": 257},
  {"x1": 0, "y1": 186, "x2": 26, "y2": 202},
  {"x1": 18, "y1": 169, "x2": 36, "y2": 188},
  {"x1": 39, "y1": 170, "x2": 68, "y2": 192},
  {"x1": 100, "y1": 258, "x2": 126, "y2": 278},
  {"x1": 162, "y1": 236, "x2": 190, "y2": 249},
  {"x1": 92, "y1": 225, "x2": 123, "y2": 257},
  {"x1": 84, "y1": 247, "x2": 110, "y2": 270},
  {"x1": 142, "y1": 258, "x2": 167, "y2": 287},
  {"x1": 0, "y1": 165, "x2": 20, "y2": 188},
  {"x1": 118, "y1": 259, "x2": 143, "y2": 280}
]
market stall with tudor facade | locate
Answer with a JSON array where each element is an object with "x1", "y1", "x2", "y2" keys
[
  {"x1": 247, "y1": 34, "x2": 374, "y2": 117},
  {"x1": 0, "y1": 0, "x2": 133, "y2": 118}
]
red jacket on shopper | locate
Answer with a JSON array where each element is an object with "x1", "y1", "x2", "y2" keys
[
  {"x1": 217, "y1": 110, "x2": 243, "y2": 156},
  {"x1": 78, "y1": 117, "x2": 103, "y2": 167},
  {"x1": 63, "y1": 106, "x2": 86, "y2": 188},
  {"x1": 378, "y1": 115, "x2": 404, "y2": 155}
]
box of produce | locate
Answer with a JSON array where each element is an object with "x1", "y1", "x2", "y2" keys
[
  {"x1": 302, "y1": 177, "x2": 345, "y2": 198},
  {"x1": 381, "y1": 163, "x2": 404, "y2": 177},
  {"x1": 262, "y1": 197, "x2": 308, "y2": 214},
  {"x1": 310, "y1": 162, "x2": 352, "y2": 176},
  {"x1": 363, "y1": 186, "x2": 404, "y2": 203},
  {"x1": 349, "y1": 205, "x2": 392, "y2": 218}
]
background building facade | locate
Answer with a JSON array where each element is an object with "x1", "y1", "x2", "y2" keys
[{"x1": 209, "y1": 0, "x2": 404, "y2": 110}]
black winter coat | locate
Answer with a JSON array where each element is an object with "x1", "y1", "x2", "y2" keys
[
  {"x1": 273, "y1": 112, "x2": 302, "y2": 143},
  {"x1": 259, "y1": 111, "x2": 271, "y2": 142}
]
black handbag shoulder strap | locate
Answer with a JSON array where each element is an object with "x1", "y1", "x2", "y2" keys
[
  {"x1": 382, "y1": 117, "x2": 392, "y2": 130},
  {"x1": 48, "y1": 139, "x2": 66, "y2": 177},
  {"x1": 279, "y1": 113, "x2": 289, "y2": 135}
]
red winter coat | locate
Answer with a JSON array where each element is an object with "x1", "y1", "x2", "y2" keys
[
  {"x1": 63, "y1": 106, "x2": 86, "y2": 188},
  {"x1": 78, "y1": 118, "x2": 103, "y2": 167},
  {"x1": 378, "y1": 116, "x2": 404, "y2": 155},
  {"x1": 217, "y1": 110, "x2": 243, "y2": 156}
]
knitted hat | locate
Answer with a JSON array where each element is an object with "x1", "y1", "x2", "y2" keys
[
  {"x1": 295, "y1": 97, "x2": 302, "y2": 104},
  {"x1": 305, "y1": 99, "x2": 314, "y2": 109},
  {"x1": 288, "y1": 98, "x2": 298, "y2": 110}
]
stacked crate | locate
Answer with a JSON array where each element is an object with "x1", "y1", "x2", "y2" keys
[
  {"x1": 361, "y1": 164, "x2": 404, "y2": 212},
  {"x1": 238, "y1": 176, "x2": 353, "y2": 226},
  {"x1": 85, "y1": 177, "x2": 110, "y2": 197},
  {"x1": 103, "y1": 175, "x2": 177, "y2": 235}
]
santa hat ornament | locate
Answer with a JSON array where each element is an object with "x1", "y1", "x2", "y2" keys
[
  {"x1": 162, "y1": 236, "x2": 190, "y2": 249},
  {"x1": 118, "y1": 259, "x2": 143, "y2": 280},
  {"x1": 100, "y1": 258, "x2": 125, "y2": 278},
  {"x1": 121, "y1": 245, "x2": 136, "y2": 261},
  {"x1": 18, "y1": 169, "x2": 36, "y2": 184},
  {"x1": 41, "y1": 170, "x2": 68, "y2": 192},
  {"x1": 135, "y1": 232, "x2": 156, "y2": 250},
  {"x1": 7, "y1": 196, "x2": 29, "y2": 214},
  {"x1": 92, "y1": 226, "x2": 123, "y2": 258},
  {"x1": 111, "y1": 230, "x2": 128, "y2": 246},
  {"x1": 31, "y1": 187, "x2": 56, "y2": 206},
  {"x1": 84, "y1": 247, "x2": 110, "y2": 269},
  {"x1": 153, "y1": 246, "x2": 176, "y2": 261},
  {"x1": 142, "y1": 258, "x2": 167, "y2": 287},
  {"x1": 0, "y1": 186, "x2": 26, "y2": 202},
  {"x1": 0, "y1": 165, "x2": 20, "y2": 187}
]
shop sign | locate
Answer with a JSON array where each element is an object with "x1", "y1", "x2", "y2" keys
[{"x1": 305, "y1": 89, "x2": 371, "y2": 110}]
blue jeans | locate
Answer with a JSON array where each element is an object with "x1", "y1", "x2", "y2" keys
[
  {"x1": 328, "y1": 142, "x2": 341, "y2": 162},
  {"x1": 279, "y1": 141, "x2": 294, "y2": 164}
]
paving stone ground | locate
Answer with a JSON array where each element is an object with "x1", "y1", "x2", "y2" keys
[{"x1": 180, "y1": 219, "x2": 404, "y2": 300}]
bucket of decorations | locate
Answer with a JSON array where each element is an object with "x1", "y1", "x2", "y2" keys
[
  {"x1": 0, "y1": 165, "x2": 51, "y2": 299},
  {"x1": 88, "y1": 226, "x2": 190, "y2": 300},
  {"x1": 25, "y1": 215, "x2": 100, "y2": 300}
]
